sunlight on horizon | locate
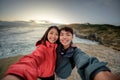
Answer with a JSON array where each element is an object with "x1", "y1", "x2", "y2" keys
[{"x1": 2, "y1": 16, "x2": 67, "y2": 24}]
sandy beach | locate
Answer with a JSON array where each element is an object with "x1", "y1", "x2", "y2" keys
[
  {"x1": 61, "y1": 43, "x2": 120, "y2": 80},
  {"x1": 0, "y1": 43, "x2": 120, "y2": 80}
]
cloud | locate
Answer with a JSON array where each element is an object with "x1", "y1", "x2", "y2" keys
[{"x1": 95, "y1": 0, "x2": 119, "y2": 7}]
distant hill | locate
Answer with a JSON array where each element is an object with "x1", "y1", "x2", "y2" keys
[
  {"x1": 59, "y1": 23, "x2": 120, "y2": 51},
  {"x1": 0, "y1": 20, "x2": 59, "y2": 27},
  {"x1": 0, "y1": 21, "x2": 30, "y2": 27}
]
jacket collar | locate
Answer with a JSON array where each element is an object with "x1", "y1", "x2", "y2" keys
[
  {"x1": 46, "y1": 41, "x2": 58, "y2": 48},
  {"x1": 57, "y1": 43, "x2": 75, "y2": 57}
]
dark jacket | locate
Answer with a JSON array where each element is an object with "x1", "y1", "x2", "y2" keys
[{"x1": 55, "y1": 44, "x2": 110, "y2": 80}]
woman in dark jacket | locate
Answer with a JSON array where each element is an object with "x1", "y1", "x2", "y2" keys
[{"x1": 55, "y1": 26, "x2": 118, "y2": 80}]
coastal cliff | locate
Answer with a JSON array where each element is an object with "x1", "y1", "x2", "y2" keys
[{"x1": 59, "y1": 23, "x2": 120, "y2": 51}]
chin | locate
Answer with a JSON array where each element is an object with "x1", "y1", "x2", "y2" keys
[{"x1": 51, "y1": 41, "x2": 56, "y2": 43}]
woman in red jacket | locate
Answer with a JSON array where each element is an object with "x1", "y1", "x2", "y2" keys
[{"x1": 2, "y1": 26, "x2": 60, "y2": 80}]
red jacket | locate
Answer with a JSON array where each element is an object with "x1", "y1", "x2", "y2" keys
[{"x1": 5, "y1": 41, "x2": 57, "y2": 80}]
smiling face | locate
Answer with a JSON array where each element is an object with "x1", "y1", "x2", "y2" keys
[
  {"x1": 47, "y1": 28, "x2": 59, "y2": 43},
  {"x1": 60, "y1": 30, "x2": 73, "y2": 49}
]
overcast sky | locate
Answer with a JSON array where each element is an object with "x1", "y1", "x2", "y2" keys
[{"x1": 0, "y1": 0, "x2": 120, "y2": 25}]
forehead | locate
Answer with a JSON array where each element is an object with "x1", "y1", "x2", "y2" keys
[
  {"x1": 49, "y1": 28, "x2": 58, "y2": 32},
  {"x1": 60, "y1": 30, "x2": 72, "y2": 34}
]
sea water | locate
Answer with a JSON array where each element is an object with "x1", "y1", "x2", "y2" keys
[{"x1": 0, "y1": 25, "x2": 98, "y2": 59}]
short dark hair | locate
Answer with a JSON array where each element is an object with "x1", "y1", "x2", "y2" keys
[
  {"x1": 60, "y1": 26, "x2": 73, "y2": 35},
  {"x1": 36, "y1": 26, "x2": 59, "y2": 46}
]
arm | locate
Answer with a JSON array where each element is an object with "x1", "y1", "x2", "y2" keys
[
  {"x1": 73, "y1": 48, "x2": 118, "y2": 80},
  {"x1": 2, "y1": 46, "x2": 45, "y2": 80}
]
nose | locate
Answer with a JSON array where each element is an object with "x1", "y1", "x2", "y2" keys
[
  {"x1": 61, "y1": 35, "x2": 66, "y2": 39},
  {"x1": 63, "y1": 35, "x2": 66, "y2": 39},
  {"x1": 52, "y1": 34, "x2": 57, "y2": 38}
]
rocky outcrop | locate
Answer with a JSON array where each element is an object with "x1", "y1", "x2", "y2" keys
[
  {"x1": 75, "y1": 32, "x2": 120, "y2": 51},
  {"x1": 65, "y1": 24, "x2": 120, "y2": 51}
]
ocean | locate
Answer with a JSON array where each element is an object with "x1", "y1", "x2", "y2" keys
[{"x1": 0, "y1": 25, "x2": 98, "y2": 59}]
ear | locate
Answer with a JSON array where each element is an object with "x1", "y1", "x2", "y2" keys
[{"x1": 72, "y1": 35, "x2": 74, "y2": 39}]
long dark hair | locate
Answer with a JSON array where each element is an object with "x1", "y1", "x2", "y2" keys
[{"x1": 36, "y1": 26, "x2": 60, "y2": 46}]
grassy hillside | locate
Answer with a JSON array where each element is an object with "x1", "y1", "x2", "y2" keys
[{"x1": 59, "y1": 23, "x2": 120, "y2": 50}]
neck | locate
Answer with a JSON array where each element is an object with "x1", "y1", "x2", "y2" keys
[{"x1": 63, "y1": 44, "x2": 70, "y2": 49}]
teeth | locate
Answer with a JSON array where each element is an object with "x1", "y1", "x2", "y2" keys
[
  {"x1": 51, "y1": 38, "x2": 56, "y2": 41},
  {"x1": 62, "y1": 40, "x2": 68, "y2": 43}
]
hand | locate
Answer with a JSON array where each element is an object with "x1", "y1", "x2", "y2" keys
[
  {"x1": 71, "y1": 43, "x2": 77, "y2": 47},
  {"x1": 2, "y1": 75, "x2": 22, "y2": 80},
  {"x1": 94, "y1": 71, "x2": 119, "y2": 80}
]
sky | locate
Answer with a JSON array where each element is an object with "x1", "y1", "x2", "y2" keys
[{"x1": 0, "y1": 0, "x2": 120, "y2": 25}]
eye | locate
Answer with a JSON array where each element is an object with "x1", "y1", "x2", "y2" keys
[
  {"x1": 60, "y1": 33, "x2": 64, "y2": 36},
  {"x1": 55, "y1": 33, "x2": 58, "y2": 36},
  {"x1": 67, "y1": 34, "x2": 70, "y2": 36},
  {"x1": 66, "y1": 33, "x2": 71, "y2": 36},
  {"x1": 49, "y1": 32, "x2": 53, "y2": 34}
]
